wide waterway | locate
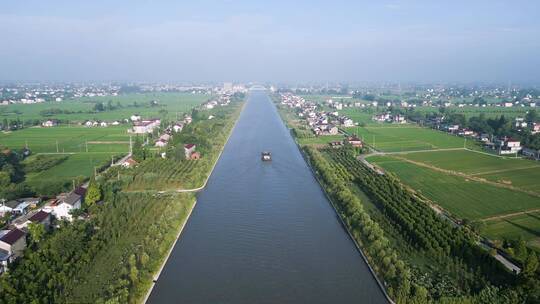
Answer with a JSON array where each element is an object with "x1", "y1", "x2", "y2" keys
[{"x1": 147, "y1": 90, "x2": 387, "y2": 303}]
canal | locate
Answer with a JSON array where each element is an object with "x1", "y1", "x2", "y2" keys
[{"x1": 147, "y1": 90, "x2": 387, "y2": 303}]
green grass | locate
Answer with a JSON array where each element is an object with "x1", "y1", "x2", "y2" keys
[
  {"x1": 346, "y1": 125, "x2": 466, "y2": 152},
  {"x1": 0, "y1": 126, "x2": 131, "y2": 153},
  {"x1": 400, "y1": 150, "x2": 540, "y2": 194},
  {"x1": 297, "y1": 135, "x2": 345, "y2": 145},
  {"x1": 369, "y1": 155, "x2": 540, "y2": 220},
  {"x1": 23, "y1": 152, "x2": 120, "y2": 194},
  {"x1": 482, "y1": 212, "x2": 540, "y2": 251},
  {"x1": 0, "y1": 92, "x2": 210, "y2": 122}
]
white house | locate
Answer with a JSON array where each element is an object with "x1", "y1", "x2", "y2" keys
[
  {"x1": 184, "y1": 144, "x2": 197, "y2": 159},
  {"x1": 155, "y1": 139, "x2": 167, "y2": 147},
  {"x1": 100, "y1": 121, "x2": 108, "y2": 127},
  {"x1": 495, "y1": 138, "x2": 522, "y2": 155},
  {"x1": 42, "y1": 120, "x2": 57, "y2": 127},
  {"x1": 173, "y1": 124, "x2": 184, "y2": 133},
  {"x1": 131, "y1": 119, "x2": 160, "y2": 134},
  {"x1": 51, "y1": 192, "x2": 82, "y2": 222},
  {"x1": 130, "y1": 114, "x2": 141, "y2": 122},
  {"x1": 121, "y1": 157, "x2": 138, "y2": 168}
]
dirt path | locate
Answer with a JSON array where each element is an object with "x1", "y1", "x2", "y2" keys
[
  {"x1": 390, "y1": 155, "x2": 540, "y2": 199},
  {"x1": 87, "y1": 141, "x2": 129, "y2": 144},
  {"x1": 470, "y1": 164, "x2": 540, "y2": 177},
  {"x1": 481, "y1": 208, "x2": 540, "y2": 222}
]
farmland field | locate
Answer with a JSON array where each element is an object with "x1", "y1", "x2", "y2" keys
[
  {"x1": 481, "y1": 212, "x2": 540, "y2": 251},
  {"x1": 345, "y1": 125, "x2": 466, "y2": 152},
  {"x1": 0, "y1": 92, "x2": 210, "y2": 122},
  {"x1": 368, "y1": 152, "x2": 540, "y2": 249},
  {"x1": 23, "y1": 152, "x2": 120, "y2": 195},
  {"x1": 399, "y1": 149, "x2": 540, "y2": 195},
  {"x1": 0, "y1": 126, "x2": 131, "y2": 153}
]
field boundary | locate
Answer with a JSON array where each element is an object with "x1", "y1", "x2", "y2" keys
[
  {"x1": 481, "y1": 208, "x2": 540, "y2": 222},
  {"x1": 470, "y1": 164, "x2": 540, "y2": 177}
]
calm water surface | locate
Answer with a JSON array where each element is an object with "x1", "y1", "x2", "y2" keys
[{"x1": 147, "y1": 90, "x2": 387, "y2": 303}]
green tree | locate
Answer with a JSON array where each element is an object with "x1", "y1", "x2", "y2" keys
[
  {"x1": 526, "y1": 109, "x2": 538, "y2": 123},
  {"x1": 28, "y1": 222, "x2": 46, "y2": 244},
  {"x1": 85, "y1": 181, "x2": 101, "y2": 206},
  {"x1": 522, "y1": 251, "x2": 539, "y2": 277}
]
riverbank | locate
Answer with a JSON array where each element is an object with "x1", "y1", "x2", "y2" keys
[
  {"x1": 140, "y1": 198, "x2": 197, "y2": 303},
  {"x1": 175, "y1": 100, "x2": 247, "y2": 193},
  {"x1": 140, "y1": 99, "x2": 247, "y2": 303}
]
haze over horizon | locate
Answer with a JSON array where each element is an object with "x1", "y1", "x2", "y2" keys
[{"x1": 1, "y1": 0, "x2": 539, "y2": 83}]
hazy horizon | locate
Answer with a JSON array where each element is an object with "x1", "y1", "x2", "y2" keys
[{"x1": 1, "y1": 0, "x2": 539, "y2": 83}]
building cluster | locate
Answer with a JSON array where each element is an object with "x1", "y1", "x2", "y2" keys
[
  {"x1": 280, "y1": 93, "x2": 356, "y2": 136},
  {"x1": 0, "y1": 186, "x2": 87, "y2": 274},
  {"x1": 130, "y1": 117, "x2": 161, "y2": 134},
  {"x1": 0, "y1": 83, "x2": 120, "y2": 105},
  {"x1": 203, "y1": 94, "x2": 232, "y2": 109},
  {"x1": 153, "y1": 115, "x2": 192, "y2": 148},
  {"x1": 433, "y1": 119, "x2": 540, "y2": 157},
  {"x1": 84, "y1": 120, "x2": 121, "y2": 128},
  {"x1": 372, "y1": 113, "x2": 407, "y2": 124}
]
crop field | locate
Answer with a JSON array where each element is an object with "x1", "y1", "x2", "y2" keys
[
  {"x1": 23, "y1": 152, "x2": 119, "y2": 195},
  {"x1": 0, "y1": 126, "x2": 131, "y2": 153},
  {"x1": 369, "y1": 155, "x2": 540, "y2": 220},
  {"x1": 0, "y1": 92, "x2": 210, "y2": 122},
  {"x1": 345, "y1": 125, "x2": 466, "y2": 152},
  {"x1": 399, "y1": 149, "x2": 540, "y2": 195},
  {"x1": 481, "y1": 212, "x2": 540, "y2": 251}
]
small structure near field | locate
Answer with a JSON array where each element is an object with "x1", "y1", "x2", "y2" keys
[{"x1": 184, "y1": 144, "x2": 197, "y2": 160}]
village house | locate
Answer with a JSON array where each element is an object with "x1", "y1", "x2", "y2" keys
[
  {"x1": 173, "y1": 123, "x2": 184, "y2": 133},
  {"x1": 494, "y1": 138, "x2": 522, "y2": 155},
  {"x1": 41, "y1": 120, "x2": 57, "y2": 127},
  {"x1": 130, "y1": 119, "x2": 160, "y2": 134},
  {"x1": 345, "y1": 136, "x2": 363, "y2": 148},
  {"x1": 340, "y1": 117, "x2": 354, "y2": 127},
  {"x1": 155, "y1": 139, "x2": 167, "y2": 147},
  {"x1": 121, "y1": 157, "x2": 138, "y2": 168},
  {"x1": 532, "y1": 122, "x2": 540, "y2": 134},
  {"x1": 515, "y1": 117, "x2": 527, "y2": 128},
  {"x1": 184, "y1": 144, "x2": 197, "y2": 159},
  {"x1": 50, "y1": 190, "x2": 84, "y2": 222},
  {"x1": 0, "y1": 228, "x2": 27, "y2": 274},
  {"x1": 313, "y1": 124, "x2": 339, "y2": 136},
  {"x1": 13, "y1": 210, "x2": 52, "y2": 231},
  {"x1": 130, "y1": 114, "x2": 141, "y2": 122},
  {"x1": 522, "y1": 147, "x2": 540, "y2": 160}
]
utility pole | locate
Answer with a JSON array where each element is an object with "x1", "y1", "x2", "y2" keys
[
  {"x1": 111, "y1": 155, "x2": 114, "y2": 166},
  {"x1": 25, "y1": 140, "x2": 28, "y2": 149},
  {"x1": 129, "y1": 135, "x2": 132, "y2": 155},
  {"x1": 86, "y1": 141, "x2": 88, "y2": 152},
  {"x1": 94, "y1": 166, "x2": 97, "y2": 177},
  {"x1": 56, "y1": 140, "x2": 59, "y2": 153},
  {"x1": 72, "y1": 180, "x2": 75, "y2": 191}
]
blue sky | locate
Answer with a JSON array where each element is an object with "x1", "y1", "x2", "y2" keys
[{"x1": 1, "y1": 0, "x2": 539, "y2": 83}]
